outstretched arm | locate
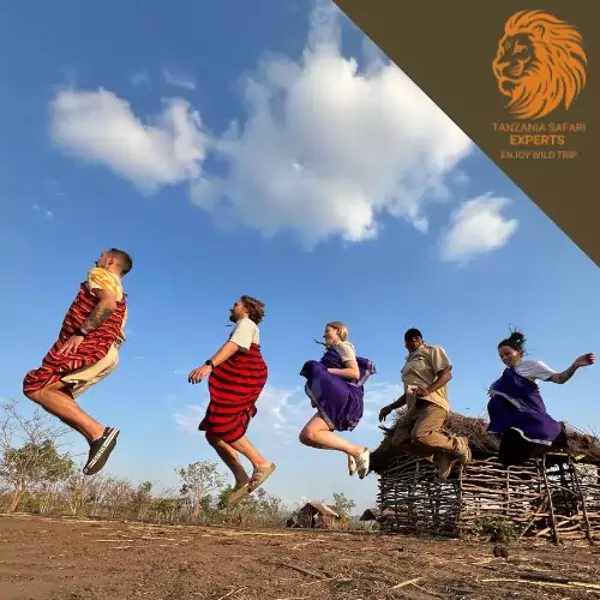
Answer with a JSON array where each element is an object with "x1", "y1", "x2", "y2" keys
[
  {"x1": 188, "y1": 341, "x2": 241, "y2": 384},
  {"x1": 188, "y1": 318, "x2": 257, "y2": 385},
  {"x1": 379, "y1": 395, "x2": 407, "y2": 422},
  {"x1": 207, "y1": 341, "x2": 240, "y2": 368},
  {"x1": 548, "y1": 353, "x2": 595, "y2": 384}
]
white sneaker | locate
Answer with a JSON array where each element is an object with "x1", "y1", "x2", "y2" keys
[
  {"x1": 348, "y1": 455, "x2": 357, "y2": 477},
  {"x1": 354, "y1": 449, "x2": 370, "y2": 479}
]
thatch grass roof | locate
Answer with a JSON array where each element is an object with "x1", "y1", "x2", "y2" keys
[
  {"x1": 369, "y1": 411, "x2": 600, "y2": 473},
  {"x1": 359, "y1": 508, "x2": 380, "y2": 522},
  {"x1": 298, "y1": 502, "x2": 341, "y2": 519}
]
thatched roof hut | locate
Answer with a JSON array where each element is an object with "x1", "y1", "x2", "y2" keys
[
  {"x1": 371, "y1": 412, "x2": 600, "y2": 472},
  {"x1": 359, "y1": 508, "x2": 381, "y2": 522},
  {"x1": 371, "y1": 412, "x2": 600, "y2": 545},
  {"x1": 291, "y1": 502, "x2": 346, "y2": 529}
]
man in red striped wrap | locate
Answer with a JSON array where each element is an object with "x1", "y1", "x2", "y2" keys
[
  {"x1": 23, "y1": 248, "x2": 132, "y2": 476},
  {"x1": 188, "y1": 295, "x2": 276, "y2": 506}
]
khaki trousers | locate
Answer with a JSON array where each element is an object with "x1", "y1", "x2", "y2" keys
[
  {"x1": 387, "y1": 399, "x2": 460, "y2": 461},
  {"x1": 61, "y1": 343, "x2": 119, "y2": 399}
]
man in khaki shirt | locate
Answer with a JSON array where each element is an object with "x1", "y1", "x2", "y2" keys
[{"x1": 378, "y1": 328, "x2": 471, "y2": 478}]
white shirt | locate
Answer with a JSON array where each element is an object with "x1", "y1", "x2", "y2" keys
[
  {"x1": 229, "y1": 318, "x2": 260, "y2": 350},
  {"x1": 514, "y1": 359, "x2": 556, "y2": 382},
  {"x1": 333, "y1": 341, "x2": 357, "y2": 364}
]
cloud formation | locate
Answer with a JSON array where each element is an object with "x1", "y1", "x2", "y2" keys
[
  {"x1": 190, "y1": 1, "x2": 473, "y2": 245},
  {"x1": 50, "y1": 89, "x2": 208, "y2": 193},
  {"x1": 131, "y1": 71, "x2": 151, "y2": 88},
  {"x1": 439, "y1": 194, "x2": 519, "y2": 263},
  {"x1": 49, "y1": 1, "x2": 517, "y2": 257},
  {"x1": 161, "y1": 68, "x2": 196, "y2": 91},
  {"x1": 173, "y1": 381, "x2": 401, "y2": 441}
]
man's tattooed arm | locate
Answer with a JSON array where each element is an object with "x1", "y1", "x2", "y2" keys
[
  {"x1": 79, "y1": 304, "x2": 114, "y2": 335},
  {"x1": 78, "y1": 288, "x2": 118, "y2": 335}
]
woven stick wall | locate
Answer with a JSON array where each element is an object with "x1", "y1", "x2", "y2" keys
[{"x1": 377, "y1": 453, "x2": 599, "y2": 544}]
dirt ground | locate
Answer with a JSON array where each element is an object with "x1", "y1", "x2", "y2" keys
[{"x1": 1, "y1": 514, "x2": 599, "y2": 600}]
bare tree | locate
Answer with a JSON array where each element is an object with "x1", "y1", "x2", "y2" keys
[
  {"x1": 0, "y1": 399, "x2": 73, "y2": 512},
  {"x1": 332, "y1": 491, "x2": 356, "y2": 517},
  {"x1": 176, "y1": 461, "x2": 225, "y2": 520}
]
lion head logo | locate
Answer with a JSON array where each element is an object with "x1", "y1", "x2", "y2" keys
[{"x1": 492, "y1": 10, "x2": 587, "y2": 120}]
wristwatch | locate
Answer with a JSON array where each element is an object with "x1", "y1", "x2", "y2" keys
[
  {"x1": 74, "y1": 328, "x2": 88, "y2": 337},
  {"x1": 204, "y1": 360, "x2": 215, "y2": 368}
]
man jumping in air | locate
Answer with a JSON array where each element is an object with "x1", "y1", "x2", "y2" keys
[
  {"x1": 188, "y1": 296, "x2": 276, "y2": 506},
  {"x1": 376, "y1": 328, "x2": 471, "y2": 479},
  {"x1": 23, "y1": 248, "x2": 132, "y2": 476}
]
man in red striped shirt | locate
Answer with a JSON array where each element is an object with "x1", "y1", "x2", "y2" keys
[
  {"x1": 188, "y1": 296, "x2": 276, "y2": 506},
  {"x1": 23, "y1": 248, "x2": 132, "y2": 476}
]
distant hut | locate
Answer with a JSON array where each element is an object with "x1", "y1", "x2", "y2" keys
[
  {"x1": 359, "y1": 508, "x2": 382, "y2": 530},
  {"x1": 370, "y1": 412, "x2": 600, "y2": 545},
  {"x1": 359, "y1": 508, "x2": 380, "y2": 522},
  {"x1": 295, "y1": 502, "x2": 346, "y2": 529}
]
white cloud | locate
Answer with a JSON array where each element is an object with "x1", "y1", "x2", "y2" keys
[
  {"x1": 173, "y1": 403, "x2": 206, "y2": 434},
  {"x1": 190, "y1": 0, "x2": 473, "y2": 246},
  {"x1": 173, "y1": 380, "x2": 401, "y2": 439},
  {"x1": 438, "y1": 193, "x2": 519, "y2": 263},
  {"x1": 161, "y1": 68, "x2": 196, "y2": 91},
  {"x1": 49, "y1": 1, "x2": 475, "y2": 250},
  {"x1": 131, "y1": 70, "x2": 151, "y2": 88},
  {"x1": 32, "y1": 204, "x2": 54, "y2": 218},
  {"x1": 50, "y1": 88, "x2": 208, "y2": 193}
]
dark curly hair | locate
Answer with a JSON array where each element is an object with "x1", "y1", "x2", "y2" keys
[
  {"x1": 498, "y1": 328, "x2": 526, "y2": 356},
  {"x1": 240, "y1": 295, "x2": 265, "y2": 325}
]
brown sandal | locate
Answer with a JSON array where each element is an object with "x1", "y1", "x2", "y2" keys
[
  {"x1": 226, "y1": 482, "x2": 250, "y2": 507},
  {"x1": 248, "y1": 463, "x2": 276, "y2": 493}
]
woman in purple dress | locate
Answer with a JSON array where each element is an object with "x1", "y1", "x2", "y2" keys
[
  {"x1": 299, "y1": 321, "x2": 376, "y2": 479},
  {"x1": 487, "y1": 329, "x2": 595, "y2": 466}
]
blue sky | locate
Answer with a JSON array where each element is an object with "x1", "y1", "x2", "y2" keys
[{"x1": 1, "y1": 0, "x2": 598, "y2": 512}]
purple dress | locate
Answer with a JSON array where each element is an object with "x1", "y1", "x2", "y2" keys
[
  {"x1": 487, "y1": 367, "x2": 563, "y2": 444},
  {"x1": 300, "y1": 346, "x2": 376, "y2": 432},
  {"x1": 487, "y1": 367, "x2": 565, "y2": 465}
]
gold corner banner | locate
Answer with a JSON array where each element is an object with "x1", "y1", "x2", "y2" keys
[{"x1": 334, "y1": 0, "x2": 599, "y2": 267}]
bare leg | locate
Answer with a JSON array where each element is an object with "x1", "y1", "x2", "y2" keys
[
  {"x1": 205, "y1": 432, "x2": 249, "y2": 488},
  {"x1": 229, "y1": 436, "x2": 272, "y2": 469},
  {"x1": 26, "y1": 381, "x2": 105, "y2": 443},
  {"x1": 299, "y1": 414, "x2": 365, "y2": 456}
]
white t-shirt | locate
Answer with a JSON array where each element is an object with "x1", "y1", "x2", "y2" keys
[
  {"x1": 229, "y1": 318, "x2": 260, "y2": 350},
  {"x1": 333, "y1": 341, "x2": 357, "y2": 364},
  {"x1": 514, "y1": 359, "x2": 556, "y2": 382}
]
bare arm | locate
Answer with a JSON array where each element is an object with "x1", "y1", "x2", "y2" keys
[
  {"x1": 328, "y1": 359, "x2": 360, "y2": 380},
  {"x1": 388, "y1": 394, "x2": 407, "y2": 410},
  {"x1": 208, "y1": 341, "x2": 240, "y2": 368},
  {"x1": 379, "y1": 394, "x2": 407, "y2": 422},
  {"x1": 547, "y1": 353, "x2": 595, "y2": 384},
  {"x1": 415, "y1": 346, "x2": 453, "y2": 397},
  {"x1": 79, "y1": 288, "x2": 117, "y2": 335},
  {"x1": 427, "y1": 367, "x2": 453, "y2": 393}
]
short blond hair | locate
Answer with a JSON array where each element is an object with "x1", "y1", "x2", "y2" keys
[{"x1": 326, "y1": 321, "x2": 349, "y2": 342}]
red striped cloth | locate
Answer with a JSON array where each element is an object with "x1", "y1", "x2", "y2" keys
[
  {"x1": 199, "y1": 343, "x2": 268, "y2": 443},
  {"x1": 23, "y1": 283, "x2": 127, "y2": 395}
]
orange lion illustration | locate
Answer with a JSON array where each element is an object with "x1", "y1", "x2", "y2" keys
[{"x1": 492, "y1": 10, "x2": 587, "y2": 120}]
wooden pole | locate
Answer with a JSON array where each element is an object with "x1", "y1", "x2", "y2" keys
[
  {"x1": 540, "y1": 455, "x2": 562, "y2": 546},
  {"x1": 569, "y1": 455, "x2": 594, "y2": 545}
]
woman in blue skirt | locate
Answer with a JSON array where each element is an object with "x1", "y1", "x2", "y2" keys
[
  {"x1": 488, "y1": 329, "x2": 594, "y2": 466},
  {"x1": 299, "y1": 321, "x2": 376, "y2": 479}
]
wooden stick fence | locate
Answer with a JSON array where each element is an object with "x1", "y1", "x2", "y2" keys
[{"x1": 377, "y1": 453, "x2": 599, "y2": 545}]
